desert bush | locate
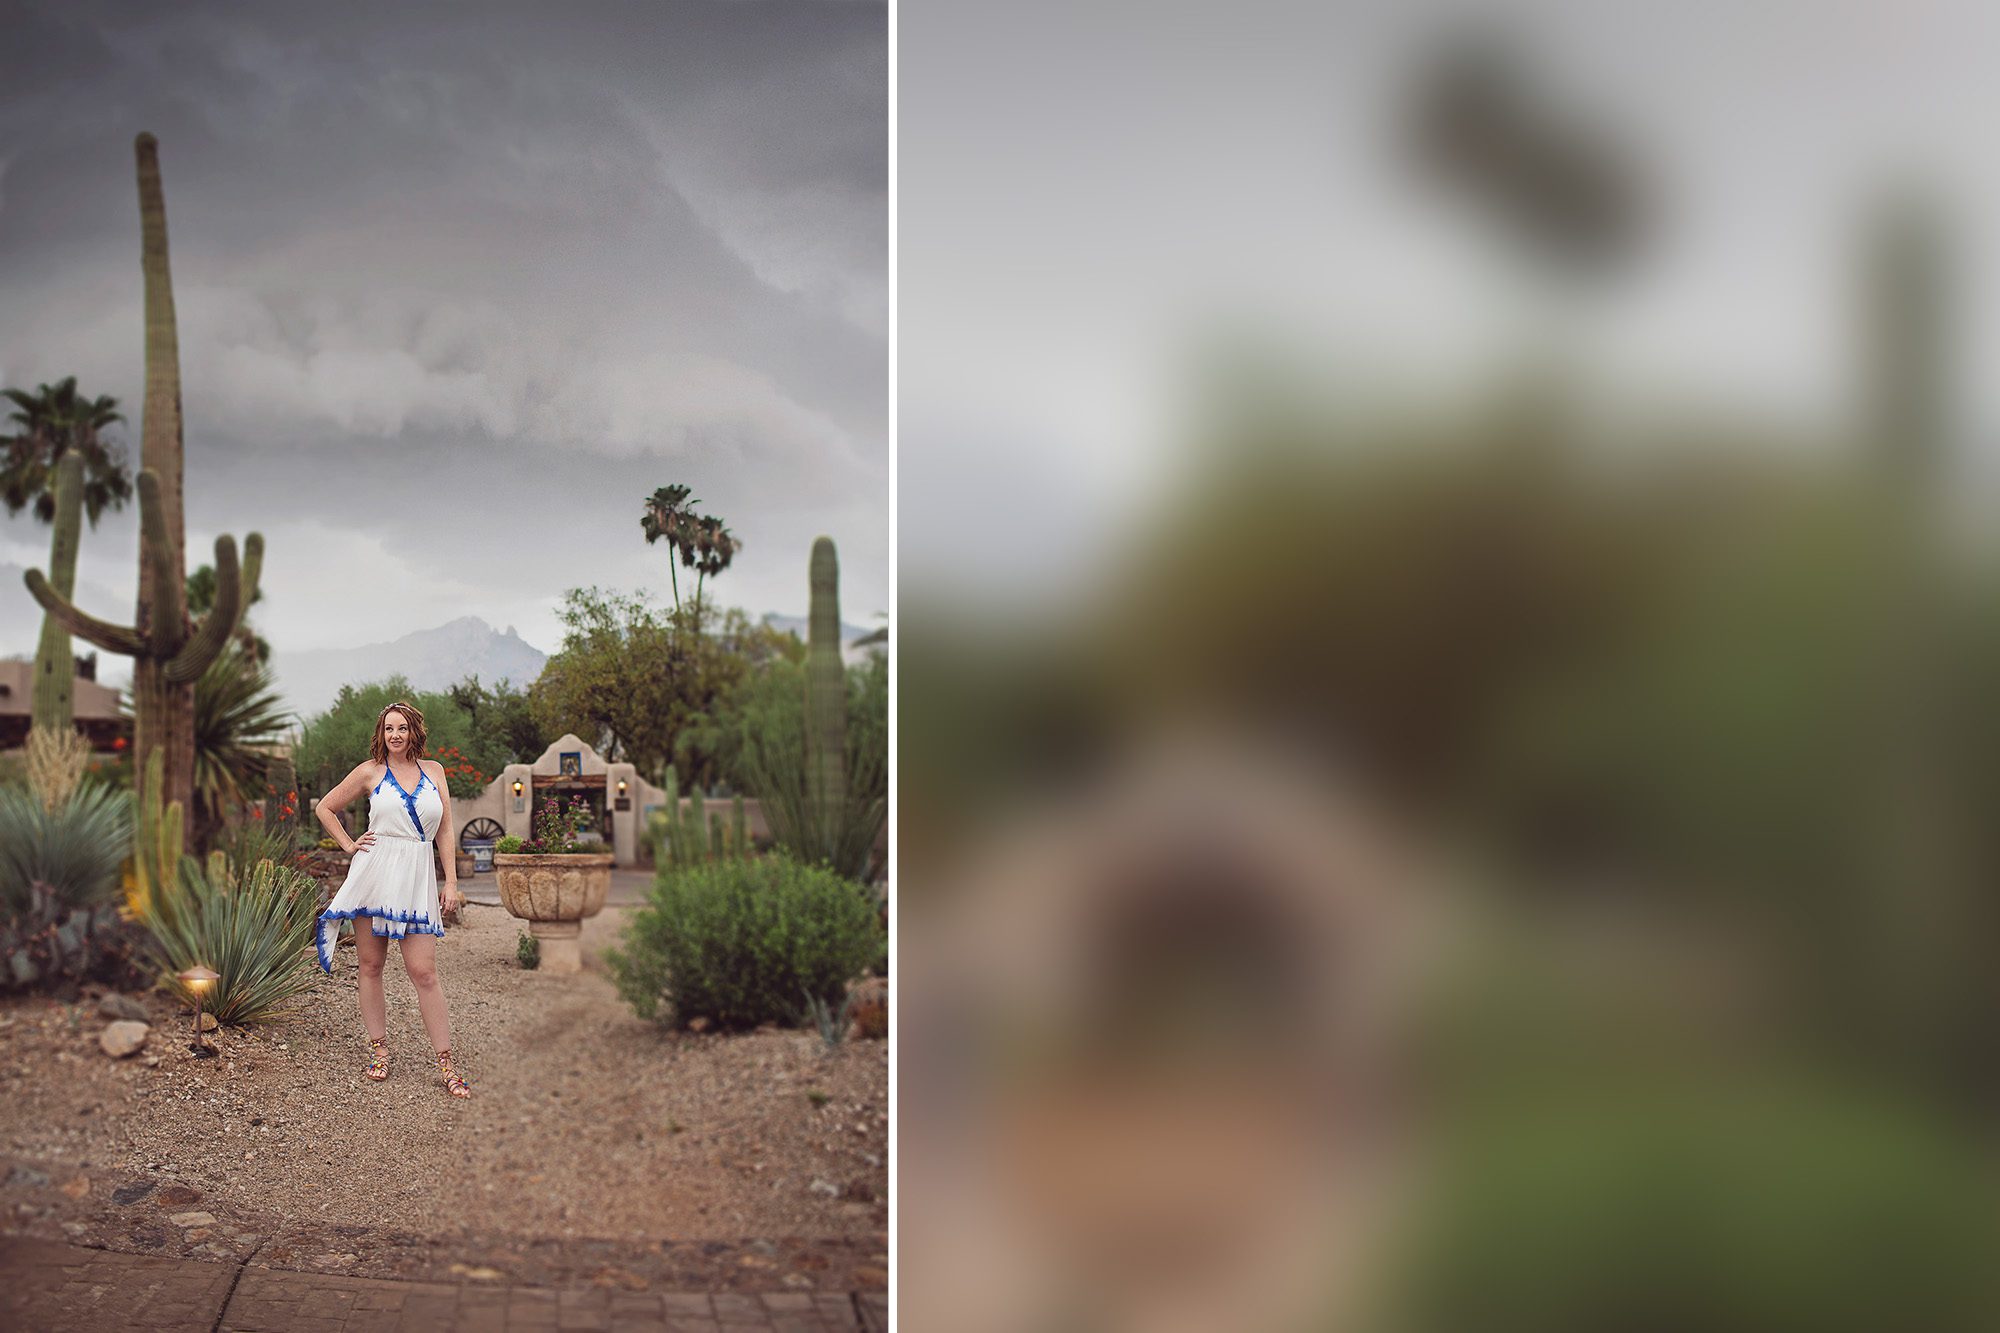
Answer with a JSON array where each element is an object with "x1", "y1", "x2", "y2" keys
[
  {"x1": 1379, "y1": 1081, "x2": 2000, "y2": 1333},
  {"x1": 606, "y1": 851, "x2": 881, "y2": 1031},
  {"x1": 516, "y1": 929, "x2": 540, "y2": 969},
  {"x1": 142, "y1": 854, "x2": 320, "y2": 1025}
]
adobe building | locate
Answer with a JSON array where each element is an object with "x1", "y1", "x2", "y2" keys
[
  {"x1": 449, "y1": 732, "x2": 769, "y2": 868},
  {"x1": 0, "y1": 656, "x2": 130, "y2": 752}
]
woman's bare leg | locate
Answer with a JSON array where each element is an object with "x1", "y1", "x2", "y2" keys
[
  {"x1": 354, "y1": 922, "x2": 390, "y2": 1042},
  {"x1": 398, "y1": 934, "x2": 452, "y2": 1053}
]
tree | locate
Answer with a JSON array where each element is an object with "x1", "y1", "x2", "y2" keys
[
  {"x1": 447, "y1": 674, "x2": 548, "y2": 766},
  {"x1": 671, "y1": 611, "x2": 807, "y2": 790},
  {"x1": 639, "y1": 484, "x2": 742, "y2": 619},
  {"x1": 640, "y1": 484, "x2": 699, "y2": 613},
  {"x1": 528, "y1": 588, "x2": 761, "y2": 784},
  {"x1": 1, "y1": 375, "x2": 134, "y2": 527},
  {"x1": 293, "y1": 677, "x2": 504, "y2": 813}
]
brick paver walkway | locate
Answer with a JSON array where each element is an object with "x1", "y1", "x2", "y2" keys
[{"x1": 0, "y1": 1237, "x2": 890, "y2": 1332}]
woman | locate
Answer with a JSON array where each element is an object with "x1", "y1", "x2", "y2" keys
[{"x1": 312, "y1": 700, "x2": 471, "y2": 1098}]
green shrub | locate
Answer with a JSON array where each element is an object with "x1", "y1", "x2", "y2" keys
[
  {"x1": 606, "y1": 851, "x2": 882, "y2": 1030},
  {"x1": 516, "y1": 929, "x2": 540, "y2": 969},
  {"x1": 1379, "y1": 1082, "x2": 2000, "y2": 1333},
  {"x1": 142, "y1": 854, "x2": 321, "y2": 1025},
  {"x1": 494, "y1": 834, "x2": 524, "y2": 854}
]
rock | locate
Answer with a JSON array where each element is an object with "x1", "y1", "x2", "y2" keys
[
  {"x1": 846, "y1": 978, "x2": 887, "y2": 1040},
  {"x1": 60, "y1": 1221, "x2": 89, "y2": 1238},
  {"x1": 809, "y1": 1178, "x2": 841, "y2": 1197},
  {"x1": 99, "y1": 1022, "x2": 149, "y2": 1058},
  {"x1": 198, "y1": 1013, "x2": 219, "y2": 1032},
  {"x1": 448, "y1": 1263, "x2": 504, "y2": 1281},
  {"x1": 97, "y1": 994, "x2": 149, "y2": 1023},
  {"x1": 154, "y1": 1184, "x2": 203, "y2": 1209},
  {"x1": 687, "y1": 1017, "x2": 710, "y2": 1033},
  {"x1": 842, "y1": 1179, "x2": 876, "y2": 1203},
  {"x1": 60, "y1": 1176, "x2": 90, "y2": 1200},
  {"x1": 169, "y1": 1211, "x2": 216, "y2": 1228},
  {"x1": 112, "y1": 1181, "x2": 156, "y2": 1206}
]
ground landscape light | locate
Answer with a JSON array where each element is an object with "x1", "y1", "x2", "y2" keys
[{"x1": 177, "y1": 965, "x2": 220, "y2": 1058}]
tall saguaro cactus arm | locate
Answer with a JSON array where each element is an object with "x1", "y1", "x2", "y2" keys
[
  {"x1": 24, "y1": 569, "x2": 148, "y2": 656},
  {"x1": 164, "y1": 530, "x2": 261, "y2": 684}
]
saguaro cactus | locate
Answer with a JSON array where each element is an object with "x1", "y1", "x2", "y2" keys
[
  {"x1": 22, "y1": 134, "x2": 262, "y2": 847},
  {"x1": 30, "y1": 453, "x2": 85, "y2": 734},
  {"x1": 805, "y1": 536, "x2": 847, "y2": 841}
]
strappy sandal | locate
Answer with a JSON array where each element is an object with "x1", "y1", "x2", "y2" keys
[
  {"x1": 363, "y1": 1037, "x2": 390, "y2": 1082},
  {"x1": 435, "y1": 1047, "x2": 471, "y2": 1099}
]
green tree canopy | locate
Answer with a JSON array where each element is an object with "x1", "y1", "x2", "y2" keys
[
  {"x1": 528, "y1": 588, "x2": 789, "y2": 785},
  {"x1": 293, "y1": 677, "x2": 508, "y2": 803}
]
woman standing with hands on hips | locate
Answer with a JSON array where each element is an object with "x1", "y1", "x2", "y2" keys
[{"x1": 312, "y1": 700, "x2": 471, "y2": 1098}]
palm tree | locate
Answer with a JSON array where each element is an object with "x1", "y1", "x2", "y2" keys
[
  {"x1": 640, "y1": 484, "x2": 699, "y2": 612},
  {"x1": 1, "y1": 376, "x2": 135, "y2": 526},
  {"x1": 688, "y1": 514, "x2": 742, "y2": 619}
]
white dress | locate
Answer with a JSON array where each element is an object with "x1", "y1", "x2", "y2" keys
[{"x1": 315, "y1": 763, "x2": 447, "y2": 973}]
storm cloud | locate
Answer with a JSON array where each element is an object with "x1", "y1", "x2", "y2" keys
[{"x1": 0, "y1": 0, "x2": 886, "y2": 693}]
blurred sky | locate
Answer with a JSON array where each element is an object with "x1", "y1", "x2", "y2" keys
[
  {"x1": 900, "y1": 0, "x2": 2000, "y2": 605},
  {"x1": 0, "y1": 0, "x2": 886, "y2": 689}
]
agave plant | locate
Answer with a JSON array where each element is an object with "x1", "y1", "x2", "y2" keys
[{"x1": 142, "y1": 853, "x2": 319, "y2": 1024}]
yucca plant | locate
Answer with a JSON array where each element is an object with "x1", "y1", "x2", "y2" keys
[
  {"x1": 142, "y1": 853, "x2": 319, "y2": 1025},
  {"x1": 0, "y1": 780, "x2": 136, "y2": 989},
  {"x1": 0, "y1": 779, "x2": 132, "y2": 914}
]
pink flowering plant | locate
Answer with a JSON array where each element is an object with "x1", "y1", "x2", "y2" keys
[{"x1": 521, "y1": 793, "x2": 599, "y2": 854}]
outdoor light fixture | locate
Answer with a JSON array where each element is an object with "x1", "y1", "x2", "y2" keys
[
  {"x1": 617, "y1": 778, "x2": 628, "y2": 796},
  {"x1": 178, "y1": 965, "x2": 219, "y2": 1058},
  {"x1": 512, "y1": 779, "x2": 524, "y2": 797}
]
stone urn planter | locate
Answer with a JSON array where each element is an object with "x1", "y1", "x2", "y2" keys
[{"x1": 492, "y1": 853, "x2": 614, "y2": 974}]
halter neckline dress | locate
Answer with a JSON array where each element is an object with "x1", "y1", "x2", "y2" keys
[{"x1": 315, "y1": 762, "x2": 446, "y2": 973}]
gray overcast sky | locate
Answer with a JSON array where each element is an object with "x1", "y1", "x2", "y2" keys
[
  {"x1": 899, "y1": 0, "x2": 2000, "y2": 602},
  {"x1": 0, "y1": 0, "x2": 887, "y2": 687}
]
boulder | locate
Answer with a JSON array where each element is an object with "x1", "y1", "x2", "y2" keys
[
  {"x1": 96, "y1": 993, "x2": 149, "y2": 1023},
  {"x1": 99, "y1": 1021, "x2": 149, "y2": 1058}
]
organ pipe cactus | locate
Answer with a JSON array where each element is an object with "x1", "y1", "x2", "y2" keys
[
  {"x1": 22, "y1": 135, "x2": 262, "y2": 847},
  {"x1": 30, "y1": 452, "x2": 84, "y2": 734},
  {"x1": 805, "y1": 537, "x2": 847, "y2": 843}
]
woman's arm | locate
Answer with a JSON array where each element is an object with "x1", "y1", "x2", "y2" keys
[{"x1": 314, "y1": 761, "x2": 376, "y2": 854}]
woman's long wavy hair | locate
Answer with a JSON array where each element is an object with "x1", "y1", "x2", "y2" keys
[{"x1": 369, "y1": 700, "x2": 429, "y2": 767}]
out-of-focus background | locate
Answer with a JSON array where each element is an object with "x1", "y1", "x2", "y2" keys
[{"x1": 898, "y1": 2, "x2": 2000, "y2": 1329}]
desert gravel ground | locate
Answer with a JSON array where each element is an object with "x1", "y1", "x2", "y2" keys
[{"x1": 0, "y1": 902, "x2": 888, "y2": 1245}]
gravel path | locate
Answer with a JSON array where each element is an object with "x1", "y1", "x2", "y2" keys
[{"x1": 0, "y1": 902, "x2": 887, "y2": 1246}]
